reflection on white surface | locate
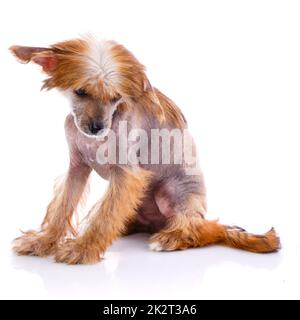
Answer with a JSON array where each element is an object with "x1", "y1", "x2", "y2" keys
[{"x1": 1, "y1": 232, "x2": 298, "y2": 299}]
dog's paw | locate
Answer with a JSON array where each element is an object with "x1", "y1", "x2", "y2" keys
[
  {"x1": 149, "y1": 233, "x2": 176, "y2": 252},
  {"x1": 149, "y1": 232, "x2": 188, "y2": 252},
  {"x1": 149, "y1": 241, "x2": 163, "y2": 251},
  {"x1": 13, "y1": 231, "x2": 56, "y2": 257},
  {"x1": 55, "y1": 239, "x2": 102, "y2": 265}
]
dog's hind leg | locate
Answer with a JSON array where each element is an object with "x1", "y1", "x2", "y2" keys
[
  {"x1": 149, "y1": 192, "x2": 280, "y2": 253},
  {"x1": 13, "y1": 161, "x2": 91, "y2": 257}
]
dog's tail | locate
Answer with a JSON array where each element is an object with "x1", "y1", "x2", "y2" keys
[{"x1": 197, "y1": 220, "x2": 281, "y2": 253}]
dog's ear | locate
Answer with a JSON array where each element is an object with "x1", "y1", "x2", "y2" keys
[
  {"x1": 9, "y1": 46, "x2": 58, "y2": 73},
  {"x1": 31, "y1": 52, "x2": 58, "y2": 73}
]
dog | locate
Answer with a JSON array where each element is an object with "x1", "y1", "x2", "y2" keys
[{"x1": 10, "y1": 35, "x2": 280, "y2": 264}]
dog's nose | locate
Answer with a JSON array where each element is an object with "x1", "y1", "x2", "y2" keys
[{"x1": 89, "y1": 120, "x2": 104, "y2": 134}]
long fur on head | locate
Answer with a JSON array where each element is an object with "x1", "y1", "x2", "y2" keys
[{"x1": 10, "y1": 35, "x2": 186, "y2": 128}]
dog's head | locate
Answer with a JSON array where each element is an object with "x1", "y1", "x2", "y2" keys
[{"x1": 10, "y1": 36, "x2": 153, "y2": 136}]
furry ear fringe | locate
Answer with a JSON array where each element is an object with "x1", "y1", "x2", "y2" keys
[{"x1": 9, "y1": 45, "x2": 50, "y2": 64}]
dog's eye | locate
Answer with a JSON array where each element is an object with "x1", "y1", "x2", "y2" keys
[{"x1": 74, "y1": 88, "x2": 88, "y2": 97}]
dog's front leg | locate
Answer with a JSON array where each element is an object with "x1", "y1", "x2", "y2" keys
[
  {"x1": 55, "y1": 167, "x2": 151, "y2": 264},
  {"x1": 13, "y1": 162, "x2": 91, "y2": 257}
]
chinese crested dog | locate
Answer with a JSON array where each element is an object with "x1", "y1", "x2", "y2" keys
[{"x1": 10, "y1": 36, "x2": 280, "y2": 264}]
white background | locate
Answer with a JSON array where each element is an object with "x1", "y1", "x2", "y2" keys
[{"x1": 0, "y1": 0, "x2": 299, "y2": 299}]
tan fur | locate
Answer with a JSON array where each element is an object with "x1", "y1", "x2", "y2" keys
[
  {"x1": 13, "y1": 164, "x2": 91, "y2": 257},
  {"x1": 150, "y1": 213, "x2": 280, "y2": 253},
  {"x1": 154, "y1": 89, "x2": 186, "y2": 129},
  {"x1": 55, "y1": 167, "x2": 152, "y2": 264},
  {"x1": 9, "y1": 40, "x2": 186, "y2": 129},
  {"x1": 149, "y1": 193, "x2": 279, "y2": 253}
]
